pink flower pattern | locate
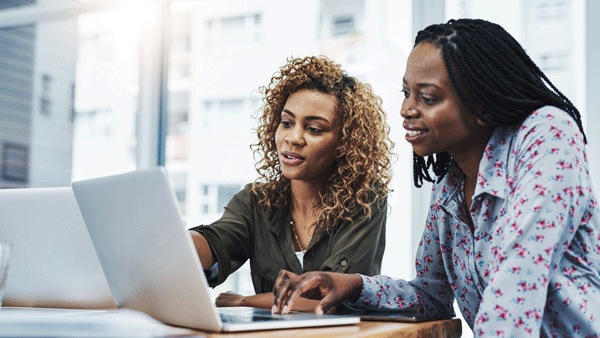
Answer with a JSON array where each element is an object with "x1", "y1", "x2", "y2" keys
[{"x1": 348, "y1": 107, "x2": 600, "y2": 337}]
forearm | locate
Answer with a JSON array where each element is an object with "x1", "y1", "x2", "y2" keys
[{"x1": 190, "y1": 231, "x2": 216, "y2": 269}]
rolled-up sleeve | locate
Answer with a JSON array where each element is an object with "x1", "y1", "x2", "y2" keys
[{"x1": 189, "y1": 185, "x2": 254, "y2": 287}]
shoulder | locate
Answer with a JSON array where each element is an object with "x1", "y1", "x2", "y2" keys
[
  {"x1": 338, "y1": 194, "x2": 389, "y2": 227},
  {"x1": 223, "y1": 183, "x2": 257, "y2": 209},
  {"x1": 481, "y1": 106, "x2": 584, "y2": 160},
  {"x1": 516, "y1": 106, "x2": 582, "y2": 142},
  {"x1": 234, "y1": 183, "x2": 255, "y2": 199}
]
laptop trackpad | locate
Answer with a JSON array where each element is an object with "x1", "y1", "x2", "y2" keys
[{"x1": 218, "y1": 308, "x2": 285, "y2": 323}]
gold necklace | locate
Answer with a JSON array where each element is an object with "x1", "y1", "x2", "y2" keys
[{"x1": 290, "y1": 220, "x2": 306, "y2": 253}]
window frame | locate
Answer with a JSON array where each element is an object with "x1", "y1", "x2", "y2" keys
[{"x1": 0, "y1": 0, "x2": 170, "y2": 170}]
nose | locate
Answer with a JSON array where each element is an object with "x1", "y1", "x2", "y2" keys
[
  {"x1": 286, "y1": 126, "x2": 306, "y2": 146},
  {"x1": 401, "y1": 107, "x2": 418, "y2": 118},
  {"x1": 400, "y1": 101, "x2": 418, "y2": 119}
]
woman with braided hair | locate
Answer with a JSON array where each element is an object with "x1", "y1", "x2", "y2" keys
[
  {"x1": 273, "y1": 19, "x2": 600, "y2": 336},
  {"x1": 189, "y1": 55, "x2": 394, "y2": 311}
]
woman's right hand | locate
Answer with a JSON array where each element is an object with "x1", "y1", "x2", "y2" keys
[
  {"x1": 215, "y1": 291, "x2": 246, "y2": 307},
  {"x1": 272, "y1": 269, "x2": 363, "y2": 315}
]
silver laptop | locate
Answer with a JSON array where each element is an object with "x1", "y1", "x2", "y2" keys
[
  {"x1": 0, "y1": 187, "x2": 115, "y2": 309},
  {"x1": 71, "y1": 167, "x2": 360, "y2": 332}
]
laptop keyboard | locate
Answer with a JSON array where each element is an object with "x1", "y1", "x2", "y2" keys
[{"x1": 219, "y1": 308, "x2": 285, "y2": 323}]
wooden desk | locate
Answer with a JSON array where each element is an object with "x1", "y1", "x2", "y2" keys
[
  {"x1": 0, "y1": 307, "x2": 461, "y2": 337},
  {"x1": 185, "y1": 318, "x2": 462, "y2": 338}
]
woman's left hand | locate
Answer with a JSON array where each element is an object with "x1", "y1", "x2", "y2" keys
[{"x1": 215, "y1": 291, "x2": 245, "y2": 307}]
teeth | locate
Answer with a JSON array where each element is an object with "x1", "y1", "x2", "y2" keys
[{"x1": 406, "y1": 130, "x2": 424, "y2": 137}]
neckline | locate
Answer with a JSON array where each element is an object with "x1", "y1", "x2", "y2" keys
[{"x1": 290, "y1": 220, "x2": 306, "y2": 253}]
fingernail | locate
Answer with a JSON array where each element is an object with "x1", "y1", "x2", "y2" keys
[
  {"x1": 283, "y1": 305, "x2": 289, "y2": 314},
  {"x1": 315, "y1": 306, "x2": 323, "y2": 315},
  {"x1": 271, "y1": 305, "x2": 277, "y2": 314}
]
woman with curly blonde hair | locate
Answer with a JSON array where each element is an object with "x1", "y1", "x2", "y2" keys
[{"x1": 190, "y1": 55, "x2": 394, "y2": 311}]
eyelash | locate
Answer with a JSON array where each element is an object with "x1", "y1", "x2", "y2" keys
[
  {"x1": 307, "y1": 127, "x2": 322, "y2": 134},
  {"x1": 401, "y1": 89, "x2": 436, "y2": 105},
  {"x1": 280, "y1": 120, "x2": 323, "y2": 134}
]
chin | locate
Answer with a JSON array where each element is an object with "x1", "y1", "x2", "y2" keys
[
  {"x1": 280, "y1": 170, "x2": 298, "y2": 181},
  {"x1": 413, "y1": 149, "x2": 434, "y2": 157}
]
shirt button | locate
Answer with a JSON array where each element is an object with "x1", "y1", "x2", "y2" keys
[{"x1": 341, "y1": 260, "x2": 347, "y2": 267}]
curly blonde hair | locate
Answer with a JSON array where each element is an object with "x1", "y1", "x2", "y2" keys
[{"x1": 251, "y1": 55, "x2": 394, "y2": 234}]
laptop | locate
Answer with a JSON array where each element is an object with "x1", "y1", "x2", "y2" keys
[
  {"x1": 359, "y1": 311, "x2": 454, "y2": 322},
  {"x1": 71, "y1": 167, "x2": 360, "y2": 332},
  {"x1": 0, "y1": 187, "x2": 115, "y2": 309}
]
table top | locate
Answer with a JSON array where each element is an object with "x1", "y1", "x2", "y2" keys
[
  {"x1": 0, "y1": 307, "x2": 462, "y2": 338},
  {"x1": 187, "y1": 318, "x2": 463, "y2": 338}
]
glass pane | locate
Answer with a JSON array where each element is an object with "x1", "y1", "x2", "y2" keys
[
  {"x1": 0, "y1": 19, "x2": 77, "y2": 188},
  {"x1": 0, "y1": 1, "x2": 36, "y2": 11},
  {"x1": 0, "y1": 5, "x2": 143, "y2": 188},
  {"x1": 73, "y1": 9, "x2": 141, "y2": 180},
  {"x1": 0, "y1": 24, "x2": 33, "y2": 187}
]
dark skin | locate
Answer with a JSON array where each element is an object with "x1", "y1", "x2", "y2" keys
[
  {"x1": 272, "y1": 42, "x2": 493, "y2": 314},
  {"x1": 272, "y1": 270, "x2": 362, "y2": 314}
]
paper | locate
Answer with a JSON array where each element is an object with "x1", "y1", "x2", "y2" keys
[{"x1": 0, "y1": 307, "x2": 201, "y2": 337}]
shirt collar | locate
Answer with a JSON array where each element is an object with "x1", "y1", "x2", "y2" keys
[
  {"x1": 435, "y1": 125, "x2": 514, "y2": 206},
  {"x1": 269, "y1": 203, "x2": 288, "y2": 236},
  {"x1": 474, "y1": 126, "x2": 516, "y2": 200}
]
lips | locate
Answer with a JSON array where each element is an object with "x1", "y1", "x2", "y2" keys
[
  {"x1": 280, "y1": 151, "x2": 305, "y2": 165},
  {"x1": 406, "y1": 130, "x2": 424, "y2": 137},
  {"x1": 403, "y1": 120, "x2": 427, "y2": 144}
]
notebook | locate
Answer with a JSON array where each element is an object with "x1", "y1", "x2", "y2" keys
[
  {"x1": 71, "y1": 167, "x2": 360, "y2": 332},
  {"x1": 0, "y1": 187, "x2": 115, "y2": 309}
]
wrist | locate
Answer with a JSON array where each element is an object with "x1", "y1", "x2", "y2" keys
[{"x1": 349, "y1": 274, "x2": 364, "y2": 302}]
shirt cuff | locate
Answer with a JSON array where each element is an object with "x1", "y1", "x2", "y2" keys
[
  {"x1": 342, "y1": 274, "x2": 370, "y2": 310},
  {"x1": 204, "y1": 262, "x2": 219, "y2": 284}
]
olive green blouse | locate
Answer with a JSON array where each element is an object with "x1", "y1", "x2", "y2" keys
[{"x1": 189, "y1": 184, "x2": 387, "y2": 294}]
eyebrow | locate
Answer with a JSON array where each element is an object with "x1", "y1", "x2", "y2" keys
[
  {"x1": 281, "y1": 109, "x2": 332, "y2": 123},
  {"x1": 402, "y1": 78, "x2": 441, "y2": 90}
]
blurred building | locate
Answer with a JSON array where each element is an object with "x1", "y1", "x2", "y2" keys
[{"x1": 0, "y1": 0, "x2": 76, "y2": 188}]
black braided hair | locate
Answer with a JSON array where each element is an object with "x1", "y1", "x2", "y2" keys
[{"x1": 411, "y1": 18, "x2": 586, "y2": 188}]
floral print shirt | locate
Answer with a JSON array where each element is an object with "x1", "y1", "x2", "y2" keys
[{"x1": 348, "y1": 106, "x2": 600, "y2": 337}]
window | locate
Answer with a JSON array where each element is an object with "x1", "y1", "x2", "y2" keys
[
  {"x1": 332, "y1": 15, "x2": 355, "y2": 36},
  {"x1": 1, "y1": 142, "x2": 29, "y2": 185},
  {"x1": 197, "y1": 184, "x2": 242, "y2": 217},
  {"x1": 198, "y1": 184, "x2": 215, "y2": 215},
  {"x1": 203, "y1": 13, "x2": 262, "y2": 50},
  {"x1": 217, "y1": 185, "x2": 241, "y2": 211},
  {"x1": 40, "y1": 74, "x2": 52, "y2": 115},
  {"x1": 538, "y1": 52, "x2": 569, "y2": 72},
  {"x1": 199, "y1": 99, "x2": 246, "y2": 131},
  {"x1": 222, "y1": 16, "x2": 245, "y2": 43},
  {"x1": 536, "y1": 0, "x2": 569, "y2": 20},
  {"x1": 0, "y1": 1, "x2": 35, "y2": 11}
]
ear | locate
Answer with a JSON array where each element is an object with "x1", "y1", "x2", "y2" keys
[
  {"x1": 475, "y1": 105, "x2": 488, "y2": 127},
  {"x1": 476, "y1": 117, "x2": 487, "y2": 127}
]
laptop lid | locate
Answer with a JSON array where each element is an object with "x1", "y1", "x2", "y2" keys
[
  {"x1": 0, "y1": 187, "x2": 115, "y2": 309},
  {"x1": 71, "y1": 167, "x2": 359, "y2": 332}
]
